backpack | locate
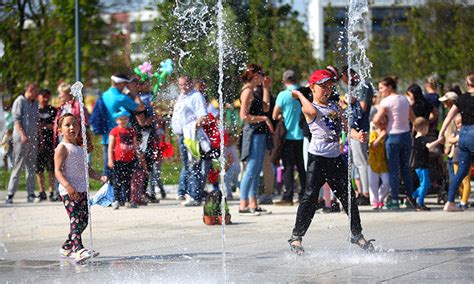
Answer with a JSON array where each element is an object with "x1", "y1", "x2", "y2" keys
[{"x1": 89, "y1": 97, "x2": 110, "y2": 135}]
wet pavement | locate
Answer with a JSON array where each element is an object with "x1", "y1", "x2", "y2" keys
[{"x1": 1, "y1": 189, "x2": 473, "y2": 283}]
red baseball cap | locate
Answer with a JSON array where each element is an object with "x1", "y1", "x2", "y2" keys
[{"x1": 308, "y1": 70, "x2": 337, "y2": 85}]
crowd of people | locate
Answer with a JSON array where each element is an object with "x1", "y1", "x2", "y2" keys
[{"x1": 1, "y1": 66, "x2": 473, "y2": 259}]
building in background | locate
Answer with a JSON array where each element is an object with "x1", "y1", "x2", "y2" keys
[
  {"x1": 102, "y1": 10, "x2": 159, "y2": 65},
  {"x1": 306, "y1": 0, "x2": 474, "y2": 61}
]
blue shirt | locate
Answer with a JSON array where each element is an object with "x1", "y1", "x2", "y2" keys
[
  {"x1": 348, "y1": 100, "x2": 369, "y2": 132},
  {"x1": 275, "y1": 85, "x2": 303, "y2": 140},
  {"x1": 101, "y1": 87, "x2": 139, "y2": 144}
]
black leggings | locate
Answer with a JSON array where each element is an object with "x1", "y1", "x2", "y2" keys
[
  {"x1": 281, "y1": 140, "x2": 306, "y2": 201},
  {"x1": 292, "y1": 153, "x2": 362, "y2": 238}
]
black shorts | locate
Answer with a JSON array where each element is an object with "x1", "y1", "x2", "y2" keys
[{"x1": 36, "y1": 149, "x2": 54, "y2": 173}]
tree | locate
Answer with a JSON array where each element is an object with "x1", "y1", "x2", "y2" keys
[
  {"x1": 143, "y1": 0, "x2": 246, "y2": 103},
  {"x1": 143, "y1": 0, "x2": 316, "y2": 101},
  {"x1": 245, "y1": 0, "x2": 317, "y2": 90},
  {"x1": 368, "y1": 0, "x2": 474, "y2": 84},
  {"x1": 0, "y1": 0, "x2": 112, "y2": 100}
]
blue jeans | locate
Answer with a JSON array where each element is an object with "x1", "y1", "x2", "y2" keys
[
  {"x1": 150, "y1": 162, "x2": 164, "y2": 193},
  {"x1": 177, "y1": 136, "x2": 187, "y2": 197},
  {"x1": 177, "y1": 135, "x2": 203, "y2": 201},
  {"x1": 240, "y1": 134, "x2": 266, "y2": 200},
  {"x1": 447, "y1": 158, "x2": 454, "y2": 184},
  {"x1": 102, "y1": 144, "x2": 110, "y2": 177},
  {"x1": 201, "y1": 159, "x2": 213, "y2": 191},
  {"x1": 413, "y1": 168, "x2": 430, "y2": 205},
  {"x1": 448, "y1": 125, "x2": 474, "y2": 202},
  {"x1": 225, "y1": 164, "x2": 240, "y2": 197},
  {"x1": 385, "y1": 132, "x2": 413, "y2": 200}
]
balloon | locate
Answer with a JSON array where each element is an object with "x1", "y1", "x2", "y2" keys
[
  {"x1": 139, "y1": 62, "x2": 153, "y2": 76},
  {"x1": 151, "y1": 59, "x2": 174, "y2": 100},
  {"x1": 159, "y1": 141, "x2": 174, "y2": 158},
  {"x1": 134, "y1": 59, "x2": 174, "y2": 101}
]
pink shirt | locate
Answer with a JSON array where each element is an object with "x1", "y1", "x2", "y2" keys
[{"x1": 380, "y1": 94, "x2": 411, "y2": 134}]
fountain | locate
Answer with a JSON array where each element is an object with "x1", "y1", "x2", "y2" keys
[
  {"x1": 216, "y1": 0, "x2": 228, "y2": 282},
  {"x1": 71, "y1": 81, "x2": 95, "y2": 259},
  {"x1": 346, "y1": 0, "x2": 373, "y2": 250}
]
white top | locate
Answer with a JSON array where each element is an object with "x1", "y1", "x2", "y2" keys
[
  {"x1": 380, "y1": 94, "x2": 411, "y2": 134},
  {"x1": 308, "y1": 102, "x2": 341, "y2": 158},
  {"x1": 171, "y1": 90, "x2": 207, "y2": 135},
  {"x1": 57, "y1": 142, "x2": 87, "y2": 196}
]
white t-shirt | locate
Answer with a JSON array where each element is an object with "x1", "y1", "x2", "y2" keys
[
  {"x1": 57, "y1": 142, "x2": 87, "y2": 196},
  {"x1": 171, "y1": 90, "x2": 207, "y2": 135},
  {"x1": 380, "y1": 94, "x2": 411, "y2": 134}
]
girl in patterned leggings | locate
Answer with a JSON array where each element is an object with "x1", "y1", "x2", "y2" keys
[{"x1": 55, "y1": 113, "x2": 107, "y2": 262}]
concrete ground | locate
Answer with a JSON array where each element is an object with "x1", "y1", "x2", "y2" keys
[{"x1": 1, "y1": 189, "x2": 473, "y2": 283}]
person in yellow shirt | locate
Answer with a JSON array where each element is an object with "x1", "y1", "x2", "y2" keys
[
  {"x1": 448, "y1": 114, "x2": 472, "y2": 210},
  {"x1": 368, "y1": 115, "x2": 390, "y2": 210}
]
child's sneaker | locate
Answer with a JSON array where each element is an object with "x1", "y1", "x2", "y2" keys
[
  {"x1": 321, "y1": 206, "x2": 331, "y2": 213},
  {"x1": 5, "y1": 195, "x2": 13, "y2": 204},
  {"x1": 159, "y1": 188, "x2": 167, "y2": 199},
  {"x1": 75, "y1": 248, "x2": 92, "y2": 263},
  {"x1": 254, "y1": 207, "x2": 271, "y2": 215},
  {"x1": 457, "y1": 202, "x2": 469, "y2": 210},
  {"x1": 112, "y1": 201, "x2": 119, "y2": 210},
  {"x1": 49, "y1": 192, "x2": 56, "y2": 202},
  {"x1": 60, "y1": 248, "x2": 75, "y2": 258},
  {"x1": 384, "y1": 200, "x2": 400, "y2": 210},
  {"x1": 86, "y1": 249, "x2": 100, "y2": 258},
  {"x1": 37, "y1": 192, "x2": 47, "y2": 202},
  {"x1": 416, "y1": 204, "x2": 431, "y2": 211}
]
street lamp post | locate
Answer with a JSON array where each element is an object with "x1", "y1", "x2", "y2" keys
[{"x1": 75, "y1": 0, "x2": 81, "y2": 82}]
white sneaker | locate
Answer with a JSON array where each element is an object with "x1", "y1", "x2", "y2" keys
[
  {"x1": 75, "y1": 248, "x2": 92, "y2": 263},
  {"x1": 239, "y1": 208, "x2": 261, "y2": 216},
  {"x1": 112, "y1": 201, "x2": 119, "y2": 210},
  {"x1": 181, "y1": 197, "x2": 201, "y2": 207},
  {"x1": 59, "y1": 248, "x2": 75, "y2": 258}
]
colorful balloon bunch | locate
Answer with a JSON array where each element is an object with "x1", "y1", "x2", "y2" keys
[{"x1": 133, "y1": 59, "x2": 174, "y2": 100}]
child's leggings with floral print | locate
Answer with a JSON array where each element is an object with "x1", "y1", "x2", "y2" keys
[{"x1": 61, "y1": 192, "x2": 88, "y2": 252}]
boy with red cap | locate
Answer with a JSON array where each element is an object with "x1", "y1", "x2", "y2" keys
[{"x1": 287, "y1": 69, "x2": 375, "y2": 254}]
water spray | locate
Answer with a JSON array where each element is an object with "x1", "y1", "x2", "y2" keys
[{"x1": 71, "y1": 81, "x2": 94, "y2": 259}]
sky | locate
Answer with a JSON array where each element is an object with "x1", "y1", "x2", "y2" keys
[{"x1": 101, "y1": 0, "x2": 310, "y2": 20}]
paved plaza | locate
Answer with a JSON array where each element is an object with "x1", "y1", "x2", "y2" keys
[{"x1": 1, "y1": 189, "x2": 473, "y2": 283}]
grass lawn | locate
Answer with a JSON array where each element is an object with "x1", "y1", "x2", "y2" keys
[{"x1": 1, "y1": 134, "x2": 181, "y2": 193}]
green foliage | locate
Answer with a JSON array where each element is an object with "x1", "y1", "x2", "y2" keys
[
  {"x1": 220, "y1": 201, "x2": 230, "y2": 216},
  {"x1": 203, "y1": 199, "x2": 219, "y2": 216},
  {"x1": 246, "y1": 1, "x2": 317, "y2": 90},
  {"x1": 0, "y1": 0, "x2": 113, "y2": 98},
  {"x1": 368, "y1": 0, "x2": 474, "y2": 83},
  {"x1": 143, "y1": 0, "x2": 245, "y2": 103},
  {"x1": 321, "y1": 3, "x2": 345, "y2": 68},
  {"x1": 203, "y1": 197, "x2": 229, "y2": 216},
  {"x1": 143, "y1": 0, "x2": 316, "y2": 100}
]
